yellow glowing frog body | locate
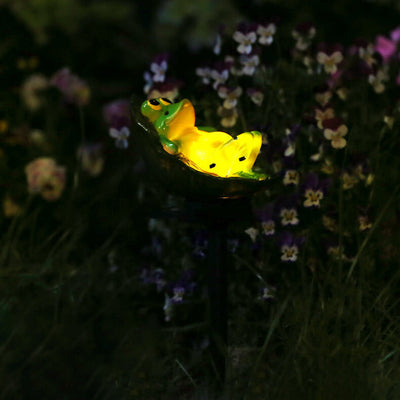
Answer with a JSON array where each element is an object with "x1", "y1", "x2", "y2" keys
[{"x1": 141, "y1": 98, "x2": 265, "y2": 180}]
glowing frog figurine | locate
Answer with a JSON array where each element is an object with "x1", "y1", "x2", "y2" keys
[{"x1": 141, "y1": 97, "x2": 266, "y2": 180}]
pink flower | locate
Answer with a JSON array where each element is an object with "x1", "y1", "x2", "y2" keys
[
  {"x1": 390, "y1": 27, "x2": 400, "y2": 43},
  {"x1": 51, "y1": 68, "x2": 90, "y2": 106},
  {"x1": 25, "y1": 157, "x2": 66, "y2": 201},
  {"x1": 374, "y1": 36, "x2": 397, "y2": 63}
]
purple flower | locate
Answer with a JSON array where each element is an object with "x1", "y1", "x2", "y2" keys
[
  {"x1": 390, "y1": 27, "x2": 400, "y2": 43},
  {"x1": 50, "y1": 67, "x2": 90, "y2": 106},
  {"x1": 302, "y1": 172, "x2": 331, "y2": 208},
  {"x1": 169, "y1": 270, "x2": 196, "y2": 304},
  {"x1": 278, "y1": 195, "x2": 300, "y2": 226},
  {"x1": 255, "y1": 203, "x2": 276, "y2": 236},
  {"x1": 103, "y1": 99, "x2": 130, "y2": 130},
  {"x1": 278, "y1": 231, "x2": 305, "y2": 262}
]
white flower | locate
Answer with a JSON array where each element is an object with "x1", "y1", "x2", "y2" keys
[
  {"x1": 245, "y1": 227, "x2": 259, "y2": 242},
  {"x1": 196, "y1": 67, "x2": 211, "y2": 85},
  {"x1": 280, "y1": 245, "x2": 299, "y2": 262},
  {"x1": 303, "y1": 189, "x2": 323, "y2": 207},
  {"x1": 150, "y1": 60, "x2": 168, "y2": 82},
  {"x1": 233, "y1": 31, "x2": 257, "y2": 54},
  {"x1": 109, "y1": 126, "x2": 130, "y2": 149},
  {"x1": 257, "y1": 23, "x2": 276, "y2": 45},
  {"x1": 239, "y1": 54, "x2": 260, "y2": 76},
  {"x1": 210, "y1": 69, "x2": 229, "y2": 89},
  {"x1": 280, "y1": 208, "x2": 299, "y2": 226}
]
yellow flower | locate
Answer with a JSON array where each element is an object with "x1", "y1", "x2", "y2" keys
[
  {"x1": 25, "y1": 157, "x2": 66, "y2": 201},
  {"x1": 324, "y1": 124, "x2": 348, "y2": 149},
  {"x1": 3, "y1": 195, "x2": 22, "y2": 217},
  {"x1": 317, "y1": 51, "x2": 343, "y2": 74}
]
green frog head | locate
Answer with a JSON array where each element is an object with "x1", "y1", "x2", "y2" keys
[{"x1": 141, "y1": 98, "x2": 195, "y2": 139}]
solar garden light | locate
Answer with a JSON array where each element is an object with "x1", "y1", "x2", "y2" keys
[{"x1": 131, "y1": 95, "x2": 271, "y2": 387}]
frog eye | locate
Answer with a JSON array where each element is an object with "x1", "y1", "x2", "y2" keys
[
  {"x1": 160, "y1": 98, "x2": 172, "y2": 105},
  {"x1": 148, "y1": 99, "x2": 161, "y2": 111}
]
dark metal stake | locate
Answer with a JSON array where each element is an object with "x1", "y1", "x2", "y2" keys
[{"x1": 207, "y1": 224, "x2": 228, "y2": 385}]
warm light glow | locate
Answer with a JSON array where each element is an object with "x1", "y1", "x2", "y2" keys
[{"x1": 141, "y1": 98, "x2": 265, "y2": 179}]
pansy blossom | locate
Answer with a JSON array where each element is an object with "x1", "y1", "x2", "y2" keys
[
  {"x1": 257, "y1": 22, "x2": 276, "y2": 46},
  {"x1": 302, "y1": 172, "x2": 330, "y2": 208},
  {"x1": 217, "y1": 86, "x2": 243, "y2": 109},
  {"x1": 322, "y1": 117, "x2": 348, "y2": 149},
  {"x1": 150, "y1": 53, "x2": 169, "y2": 82},
  {"x1": 278, "y1": 231, "x2": 305, "y2": 262},
  {"x1": 233, "y1": 23, "x2": 257, "y2": 54},
  {"x1": 292, "y1": 22, "x2": 316, "y2": 51},
  {"x1": 316, "y1": 44, "x2": 344, "y2": 74},
  {"x1": 255, "y1": 203, "x2": 276, "y2": 236},
  {"x1": 315, "y1": 105, "x2": 335, "y2": 129}
]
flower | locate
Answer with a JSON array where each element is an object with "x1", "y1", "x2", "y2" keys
[
  {"x1": 217, "y1": 105, "x2": 238, "y2": 127},
  {"x1": 368, "y1": 69, "x2": 389, "y2": 93},
  {"x1": 391, "y1": 26, "x2": 400, "y2": 42},
  {"x1": 109, "y1": 126, "x2": 130, "y2": 149},
  {"x1": 3, "y1": 195, "x2": 22, "y2": 217},
  {"x1": 283, "y1": 124, "x2": 300, "y2": 157},
  {"x1": 314, "y1": 85, "x2": 333, "y2": 106},
  {"x1": 280, "y1": 207, "x2": 299, "y2": 226},
  {"x1": 217, "y1": 86, "x2": 242, "y2": 109},
  {"x1": 147, "y1": 80, "x2": 180, "y2": 101},
  {"x1": 255, "y1": 203, "x2": 276, "y2": 236},
  {"x1": 259, "y1": 286, "x2": 276, "y2": 300},
  {"x1": 315, "y1": 105, "x2": 335, "y2": 129},
  {"x1": 150, "y1": 53, "x2": 169, "y2": 82},
  {"x1": 278, "y1": 231, "x2": 304, "y2": 262},
  {"x1": 196, "y1": 66, "x2": 212, "y2": 85},
  {"x1": 257, "y1": 23, "x2": 276, "y2": 46},
  {"x1": 21, "y1": 74, "x2": 48, "y2": 111},
  {"x1": 50, "y1": 68, "x2": 90, "y2": 106},
  {"x1": 358, "y1": 215, "x2": 372, "y2": 231},
  {"x1": 302, "y1": 172, "x2": 330, "y2": 208},
  {"x1": 169, "y1": 270, "x2": 196, "y2": 304},
  {"x1": 25, "y1": 157, "x2": 66, "y2": 201},
  {"x1": 233, "y1": 23, "x2": 257, "y2": 54},
  {"x1": 283, "y1": 169, "x2": 300, "y2": 186},
  {"x1": 103, "y1": 99, "x2": 130, "y2": 130},
  {"x1": 210, "y1": 62, "x2": 230, "y2": 89},
  {"x1": 239, "y1": 53, "x2": 260, "y2": 76},
  {"x1": 374, "y1": 35, "x2": 397, "y2": 63},
  {"x1": 247, "y1": 88, "x2": 264, "y2": 106},
  {"x1": 317, "y1": 44, "x2": 343, "y2": 74},
  {"x1": 77, "y1": 143, "x2": 104, "y2": 176},
  {"x1": 245, "y1": 227, "x2": 259, "y2": 242},
  {"x1": 292, "y1": 22, "x2": 316, "y2": 51},
  {"x1": 322, "y1": 117, "x2": 348, "y2": 149}
]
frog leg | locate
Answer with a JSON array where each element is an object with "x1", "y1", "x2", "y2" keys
[{"x1": 159, "y1": 134, "x2": 180, "y2": 155}]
